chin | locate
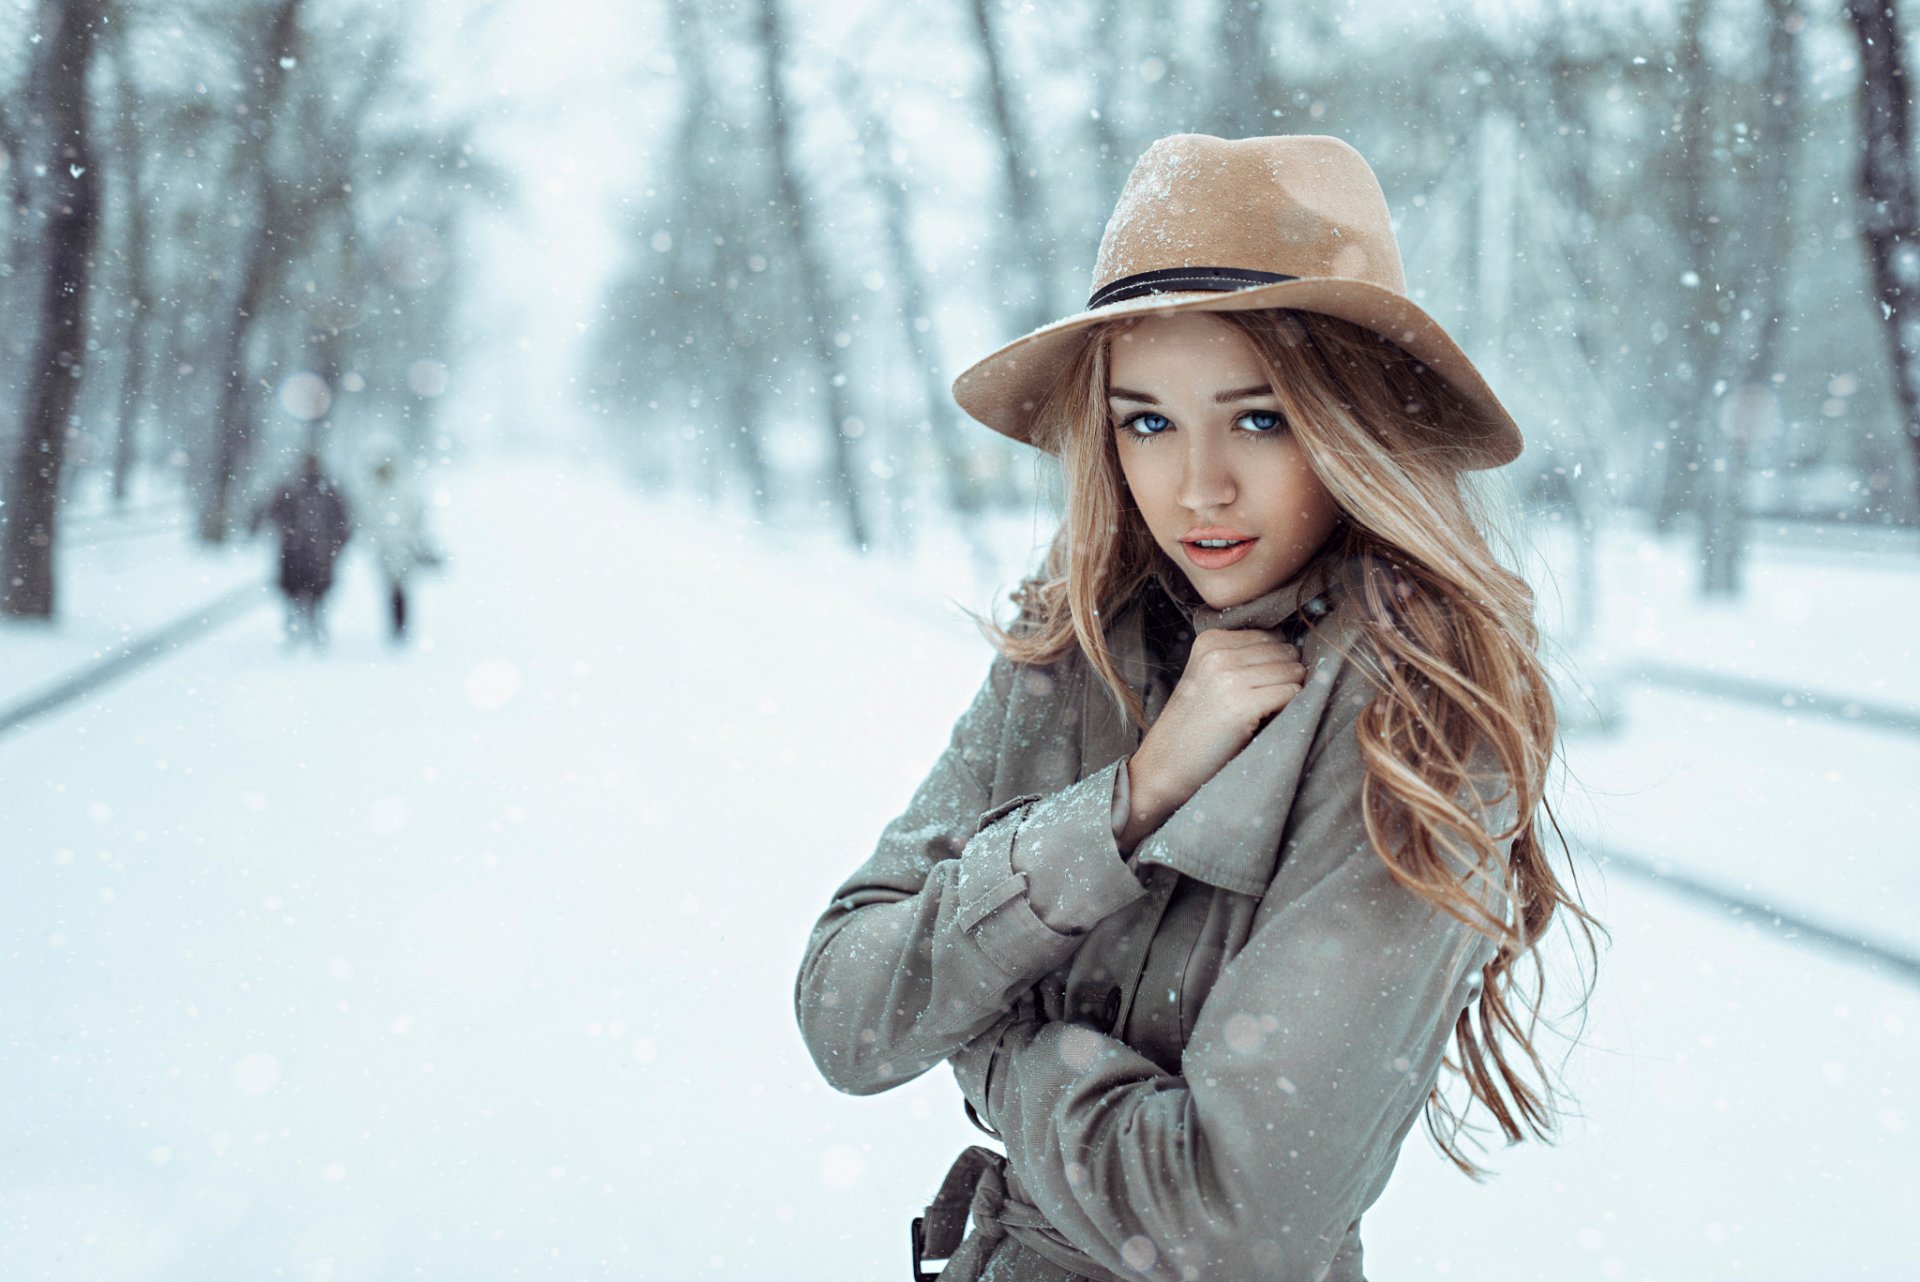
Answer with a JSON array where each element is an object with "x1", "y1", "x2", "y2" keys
[
  {"x1": 1199, "y1": 587, "x2": 1255, "y2": 609},
  {"x1": 1183, "y1": 558, "x2": 1301, "y2": 610},
  {"x1": 1189, "y1": 575, "x2": 1263, "y2": 610},
  {"x1": 1160, "y1": 543, "x2": 1298, "y2": 609}
]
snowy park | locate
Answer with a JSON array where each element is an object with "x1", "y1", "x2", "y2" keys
[
  {"x1": 6, "y1": 0, "x2": 1920, "y2": 1277},
  {"x1": 3, "y1": 457, "x2": 1916, "y2": 1279}
]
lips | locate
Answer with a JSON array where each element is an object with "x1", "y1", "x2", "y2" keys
[{"x1": 1180, "y1": 528, "x2": 1258, "y2": 570}]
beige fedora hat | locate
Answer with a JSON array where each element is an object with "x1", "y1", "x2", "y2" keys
[{"x1": 951, "y1": 133, "x2": 1523, "y2": 469}]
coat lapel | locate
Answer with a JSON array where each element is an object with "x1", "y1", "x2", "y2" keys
[{"x1": 1130, "y1": 556, "x2": 1357, "y2": 897}]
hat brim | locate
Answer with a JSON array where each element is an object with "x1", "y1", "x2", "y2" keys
[{"x1": 950, "y1": 277, "x2": 1523, "y2": 470}]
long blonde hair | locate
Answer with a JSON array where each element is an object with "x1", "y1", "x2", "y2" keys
[{"x1": 985, "y1": 307, "x2": 1602, "y2": 1175}]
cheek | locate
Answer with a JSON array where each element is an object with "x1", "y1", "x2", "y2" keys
[
  {"x1": 1121, "y1": 454, "x2": 1175, "y2": 545},
  {"x1": 1301, "y1": 476, "x2": 1340, "y2": 528},
  {"x1": 1116, "y1": 451, "x2": 1170, "y2": 522},
  {"x1": 1267, "y1": 454, "x2": 1339, "y2": 530}
]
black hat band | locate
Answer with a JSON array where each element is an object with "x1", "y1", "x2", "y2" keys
[{"x1": 1087, "y1": 266, "x2": 1298, "y2": 311}]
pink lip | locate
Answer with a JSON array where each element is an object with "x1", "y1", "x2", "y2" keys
[{"x1": 1180, "y1": 532, "x2": 1258, "y2": 570}]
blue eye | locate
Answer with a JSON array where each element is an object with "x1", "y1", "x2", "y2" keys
[
  {"x1": 1237, "y1": 410, "x2": 1286, "y2": 434},
  {"x1": 1117, "y1": 411, "x2": 1172, "y2": 438}
]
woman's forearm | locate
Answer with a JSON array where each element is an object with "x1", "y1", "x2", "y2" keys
[{"x1": 796, "y1": 657, "x2": 1151, "y2": 1094}]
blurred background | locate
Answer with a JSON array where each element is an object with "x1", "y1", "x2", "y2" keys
[{"x1": 1, "y1": 0, "x2": 1915, "y2": 1278}]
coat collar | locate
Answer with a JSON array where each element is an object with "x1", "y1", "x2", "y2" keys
[
  {"x1": 1126, "y1": 552, "x2": 1363, "y2": 896},
  {"x1": 1148, "y1": 553, "x2": 1342, "y2": 636}
]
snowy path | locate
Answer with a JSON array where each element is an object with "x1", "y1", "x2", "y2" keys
[
  {"x1": 1567, "y1": 682, "x2": 1920, "y2": 961},
  {"x1": 0, "y1": 521, "x2": 265, "y2": 713},
  {"x1": 2, "y1": 460, "x2": 1914, "y2": 1280},
  {"x1": 1563, "y1": 517, "x2": 1920, "y2": 720}
]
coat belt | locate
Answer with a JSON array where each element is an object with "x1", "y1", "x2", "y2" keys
[{"x1": 912, "y1": 1146, "x2": 1127, "y2": 1282}]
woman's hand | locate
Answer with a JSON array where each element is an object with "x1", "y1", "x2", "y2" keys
[{"x1": 1118, "y1": 628, "x2": 1308, "y2": 851}]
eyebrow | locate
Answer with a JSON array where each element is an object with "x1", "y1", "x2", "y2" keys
[{"x1": 1107, "y1": 384, "x2": 1276, "y2": 405}]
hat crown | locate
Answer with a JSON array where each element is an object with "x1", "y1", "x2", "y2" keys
[
  {"x1": 948, "y1": 131, "x2": 1523, "y2": 471},
  {"x1": 1092, "y1": 134, "x2": 1407, "y2": 300}
]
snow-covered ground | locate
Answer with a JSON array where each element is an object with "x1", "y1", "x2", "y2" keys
[
  {"x1": 0, "y1": 503, "x2": 264, "y2": 707},
  {"x1": 2, "y1": 456, "x2": 1914, "y2": 1280}
]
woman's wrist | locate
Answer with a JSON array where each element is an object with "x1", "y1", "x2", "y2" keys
[{"x1": 1117, "y1": 754, "x2": 1174, "y2": 853}]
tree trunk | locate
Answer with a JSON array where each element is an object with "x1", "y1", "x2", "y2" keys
[
  {"x1": 1535, "y1": 27, "x2": 1610, "y2": 646},
  {"x1": 1212, "y1": 1, "x2": 1280, "y2": 139},
  {"x1": 197, "y1": 0, "x2": 304, "y2": 544},
  {"x1": 108, "y1": 15, "x2": 155, "y2": 509},
  {"x1": 1470, "y1": 108, "x2": 1517, "y2": 380},
  {"x1": 1655, "y1": 0, "x2": 1720, "y2": 532},
  {"x1": 201, "y1": 200, "x2": 280, "y2": 542},
  {"x1": 1, "y1": 0, "x2": 104, "y2": 620},
  {"x1": 839, "y1": 71, "x2": 996, "y2": 577},
  {"x1": 1701, "y1": 0, "x2": 1800, "y2": 595},
  {"x1": 965, "y1": 0, "x2": 1053, "y2": 338},
  {"x1": 0, "y1": 104, "x2": 34, "y2": 451},
  {"x1": 752, "y1": 0, "x2": 867, "y2": 547},
  {"x1": 723, "y1": 377, "x2": 771, "y2": 513},
  {"x1": 1083, "y1": 32, "x2": 1131, "y2": 204},
  {"x1": 1843, "y1": 0, "x2": 1920, "y2": 518},
  {"x1": 663, "y1": 0, "x2": 771, "y2": 519}
]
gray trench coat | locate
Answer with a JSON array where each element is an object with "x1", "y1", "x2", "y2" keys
[{"x1": 794, "y1": 555, "x2": 1514, "y2": 1282}]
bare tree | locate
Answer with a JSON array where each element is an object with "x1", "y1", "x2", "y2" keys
[
  {"x1": 964, "y1": 0, "x2": 1054, "y2": 338},
  {"x1": 0, "y1": 104, "x2": 27, "y2": 455},
  {"x1": 103, "y1": 11, "x2": 158, "y2": 508},
  {"x1": 1081, "y1": 15, "x2": 1134, "y2": 200},
  {"x1": 588, "y1": 1, "x2": 800, "y2": 508},
  {"x1": 572, "y1": 0, "x2": 1904, "y2": 539},
  {"x1": 1843, "y1": 0, "x2": 1920, "y2": 516},
  {"x1": 1700, "y1": 0, "x2": 1800, "y2": 595},
  {"x1": 1212, "y1": 0, "x2": 1282, "y2": 139},
  {"x1": 1526, "y1": 10, "x2": 1612, "y2": 647},
  {"x1": 190, "y1": 0, "x2": 475, "y2": 536},
  {"x1": 666, "y1": 0, "x2": 772, "y2": 510},
  {"x1": 834, "y1": 63, "x2": 993, "y2": 573},
  {"x1": 1, "y1": 0, "x2": 105, "y2": 619},
  {"x1": 197, "y1": 0, "x2": 305, "y2": 542},
  {"x1": 1652, "y1": 0, "x2": 1719, "y2": 531},
  {"x1": 750, "y1": 0, "x2": 867, "y2": 547}
]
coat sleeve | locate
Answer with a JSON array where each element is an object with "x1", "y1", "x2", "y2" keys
[
  {"x1": 795, "y1": 649, "x2": 1152, "y2": 1096},
  {"x1": 951, "y1": 668, "x2": 1513, "y2": 1282}
]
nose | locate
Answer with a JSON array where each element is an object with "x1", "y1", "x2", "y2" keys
[{"x1": 1175, "y1": 432, "x2": 1236, "y2": 515}]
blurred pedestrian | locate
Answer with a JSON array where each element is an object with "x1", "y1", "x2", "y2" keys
[
  {"x1": 357, "y1": 447, "x2": 434, "y2": 644},
  {"x1": 249, "y1": 450, "x2": 352, "y2": 650}
]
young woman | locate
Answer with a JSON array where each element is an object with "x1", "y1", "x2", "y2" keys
[{"x1": 794, "y1": 133, "x2": 1599, "y2": 1282}]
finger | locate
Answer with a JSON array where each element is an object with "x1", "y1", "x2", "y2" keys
[
  {"x1": 1255, "y1": 681, "x2": 1305, "y2": 710},
  {"x1": 1197, "y1": 633, "x2": 1299, "y2": 660},
  {"x1": 1190, "y1": 628, "x2": 1275, "y2": 653},
  {"x1": 1227, "y1": 674, "x2": 1303, "y2": 706},
  {"x1": 1186, "y1": 644, "x2": 1282, "y2": 679},
  {"x1": 1248, "y1": 684, "x2": 1305, "y2": 726},
  {"x1": 1219, "y1": 650, "x2": 1309, "y2": 678},
  {"x1": 1199, "y1": 631, "x2": 1298, "y2": 662},
  {"x1": 1252, "y1": 639, "x2": 1301, "y2": 662}
]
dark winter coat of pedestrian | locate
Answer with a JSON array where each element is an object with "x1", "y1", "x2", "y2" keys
[
  {"x1": 249, "y1": 451, "x2": 352, "y2": 649},
  {"x1": 794, "y1": 134, "x2": 1600, "y2": 1282}
]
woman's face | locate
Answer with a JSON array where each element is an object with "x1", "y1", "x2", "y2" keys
[{"x1": 1107, "y1": 311, "x2": 1342, "y2": 609}]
